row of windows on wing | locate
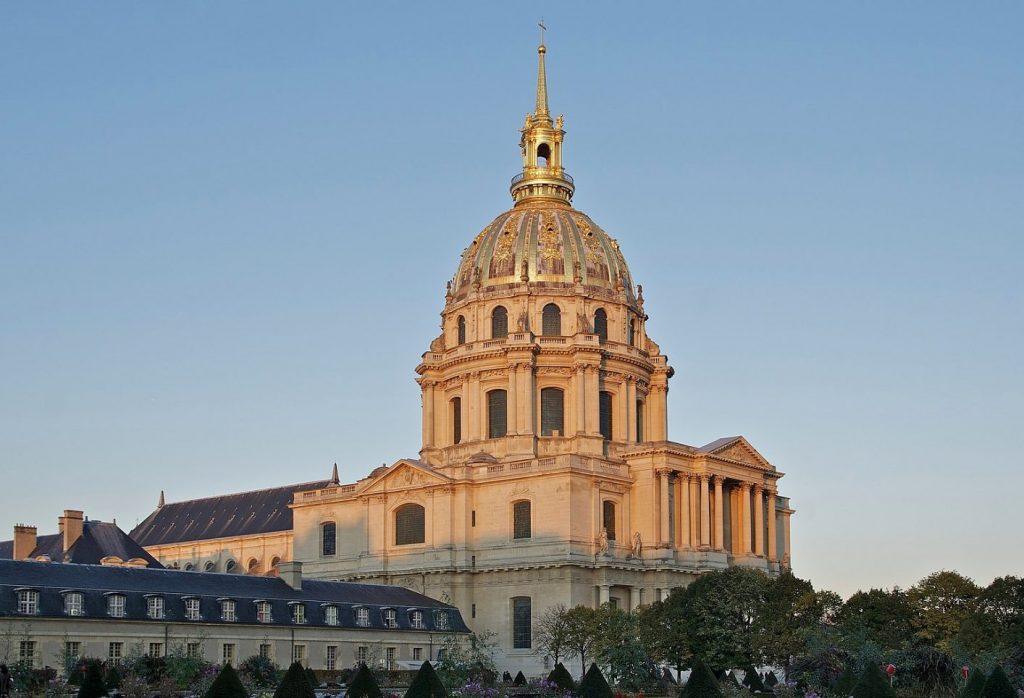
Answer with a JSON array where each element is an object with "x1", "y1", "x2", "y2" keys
[
  {"x1": 449, "y1": 388, "x2": 645, "y2": 443},
  {"x1": 174, "y1": 557, "x2": 275, "y2": 573},
  {"x1": 320, "y1": 500, "x2": 620, "y2": 551},
  {"x1": 456, "y1": 305, "x2": 638, "y2": 345},
  {"x1": 12, "y1": 589, "x2": 449, "y2": 630}
]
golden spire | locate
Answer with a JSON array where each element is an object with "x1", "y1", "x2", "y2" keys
[{"x1": 535, "y1": 19, "x2": 549, "y2": 119}]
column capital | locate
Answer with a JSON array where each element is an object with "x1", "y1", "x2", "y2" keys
[
  {"x1": 712, "y1": 474, "x2": 726, "y2": 486},
  {"x1": 739, "y1": 481, "x2": 752, "y2": 493}
]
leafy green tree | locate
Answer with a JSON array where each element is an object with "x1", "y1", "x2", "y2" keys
[
  {"x1": 638, "y1": 592, "x2": 690, "y2": 679},
  {"x1": 681, "y1": 568, "x2": 770, "y2": 672},
  {"x1": 104, "y1": 665, "x2": 122, "y2": 690},
  {"x1": 589, "y1": 604, "x2": 648, "y2": 691},
  {"x1": 562, "y1": 606, "x2": 601, "y2": 677},
  {"x1": 77, "y1": 661, "x2": 107, "y2": 698},
  {"x1": 535, "y1": 604, "x2": 573, "y2": 666},
  {"x1": 980, "y1": 666, "x2": 1015, "y2": 698},
  {"x1": 274, "y1": 662, "x2": 316, "y2": 698},
  {"x1": 837, "y1": 588, "x2": 915, "y2": 652},
  {"x1": 238, "y1": 655, "x2": 279, "y2": 688},
  {"x1": 679, "y1": 658, "x2": 721, "y2": 698},
  {"x1": 752, "y1": 572, "x2": 830, "y2": 667},
  {"x1": 577, "y1": 663, "x2": 613, "y2": 698},
  {"x1": 404, "y1": 661, "x2": 447, "y2": 698},
  {"x1": 851, "y1": 664, "x2": 896, "y2": 698},
  {"x1": 908, "y1": 571, "x2": 980, "y2": 653},
  {"x1": 961, "y1": 668, "x2": 987, "y2": 698},
  {"x1": 435, "y1": 631, "x2": 497, "y2": 690},
  {"x1": 346, "y1": 663, "x2": 383, "y2": 698},
  {"x1": 957, "y1": 577, "x2": 1024, "y2": 658},
  {"x1": 547, "y1": 662, "x2": 575, "y2": 693},
  {"x1": 203, "y1": 664, "x2": 248, "y2": 698}
]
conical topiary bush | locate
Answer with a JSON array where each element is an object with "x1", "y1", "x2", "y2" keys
[
  {"x1": 275, "y1": 662, "x2": 316, "y2": 698},
  {"x1": 204, "y1": 664, "x2": 248, "y2": 698},
  {"x1": 744, "y1": 666, "x2": 767, "y2": 693},
  {"x1": 547, "y1": 663, "x2": 575, "y2": 693},
  {"x1": 680, "y1": 659, "x2": 722, "y2": 698},
  {"x1": 730, "y1": 671, "x2": 742, "y2": 688},
  {"x1": 834, "y1": 666, "x2": 857, "y2": 697},
  {"x1": 764, "y1": 671, "x2": 778, "y2": 689},
  {"x1": 513, "y1": 671, "x2": 527, "y2": 687},
  {"x1": 305, "y1": 667, "x2": 319, "y2": 690},
  {"x1": 77, "y1": 662, "x2": 107, "y2": 698},
  {"x1": 346, "y1": 663, "x2": 383, "y2": 698},
  {"x1": 578, "y1": 663, "x2": 613, "y2": 698},
  {"x1": 851, "y1": 664, "x2": 896, "y2": 698},
  {"x1": 981, "y1": 666, "x2": 1016, "y2": 698},
  {"x1": 961, "y1": 669, "x2": 987, "y2": 698},
  {"x1": 404, "y1": 660, "x2": 447, "y2": 698}
]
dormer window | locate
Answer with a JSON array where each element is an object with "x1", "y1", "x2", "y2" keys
[
  {"x1": 382, "y1": 608, "x2": 397, "y2": 629},
  {"x1": 107, "y1": 594, "x2": 126, "y2": 618},
  {"x1": 183, "y1": 597, "x2": 201, "y2": 621},
  {"x1": 291, "y1": 603, "x2": 306, "y2": 625},
  {"x1": 63, "y1": 591, "x2": 84, "y2": 617},
  {"x1": 16, "y1": 589, "x2": 39, "y2": 615},
  {"x1": 220, "y1": 599, "x2": 237, "y2": 622},
  {"x1": 355, "y1": 607, "x2": 369, "y2": 627},
  {"x1": 324, "y1": 605, "x2": 339, "y2": 627},
  {"x1": 256, "y1": 601, "x2": 272, "y2": 624},
  {"x1": 146, "y1": 596, "x2": 165, "y2": 620},
  {"x1": 410, "y1": 610, "x2": 425, "y2": 629},
  {"x1": 434, "y1": 610, "x2": 450, "y2": 630}
]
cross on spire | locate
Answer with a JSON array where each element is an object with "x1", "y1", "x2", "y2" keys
[{"x1": 538, "y1": 18, "x2": 546, "y2": 46}]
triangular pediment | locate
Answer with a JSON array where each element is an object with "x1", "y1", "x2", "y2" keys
[
  {"x1": 699, "y1": 436, "x2": 773, "y2": 469},
  {"x1": 357, "y1": 459, "x2": 451, "y2": 494}
]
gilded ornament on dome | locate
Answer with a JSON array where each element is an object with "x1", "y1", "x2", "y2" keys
[
  {"x1": 492, "y1": 214, "x2": 520, "y2": 262},
  {"x1": 538, "y1": 213, "x2": 561, "y2": 263}
]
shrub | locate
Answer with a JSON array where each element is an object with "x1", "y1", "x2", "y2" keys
[
  {"x1": 961, "y1": 669, "x2": 987, "y2": 698},
  {"x1": 77, "y1": 662, "x2": 107, "y2": 698},
  {"x1": 578, "y1": 663, "x2": 613, "y2": 698},
  {"x1": 833, "y1": 666, "x2": 857, "y2": 696},
  {"x1": 680, "y1": 659, "x2": 721, "y2": 698},
  {"x1": 513, "y1": 671, "x2": 527, "y2": 687},
  {"x1": 502, "y1": 672, "x2": 513, "y2": 684},
  {"x1": 404, "y1": 661, "x2": 447, "y2": 698},
  {"x1": 981, "y1": 666, "x2": 1015, "y2": 698},
  {"x1": 347, "y1": 663, "x2": 383, "y2": 698},
  {"x1": 764, "y1": 671, "x2": 778, "y2": 688},
  {"x1": 105, "y1": 666, "x2": 122, "y2": 690},
  {"x1": 239, "y1": 655, "x2": 279, "y2": 688},
  {"x1": 305, "y1": 667, "x2": 320, "y2": 689},
  {"x1": 203, "y1": 664, "x2": 248, "y2": 698},
  {"x1": 274, "y1": 662, "x2": 316, "y2": 698},
  {"x1": 547, "y1": 663, "x2": 575, "y2": 693},
  {"x1": 851, "y1": 664, "x2": 896, "y2": 698}
]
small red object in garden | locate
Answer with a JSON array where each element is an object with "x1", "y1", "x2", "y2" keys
[
  {"x1": 886, "y1": 664, "x2": 896, "y2": 677},
  {"x1": 962, "y1": 666, "x2": 970, "y2": 680}
]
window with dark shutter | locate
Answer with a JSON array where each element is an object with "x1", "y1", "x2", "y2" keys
[
  {"x1": 599, "y1": 391, "x2": 613, "y2": 441},
  {"x1": 636, "y1": 400, "x2": 644, "y2": 442},
  {"x1": 629, "y1": 318, "x2": 637, "y2": 346},
  {"x1": 512, "y1": 597, "x2": 532, "y2": 649},
  {"x1": 542, "y1": 303, "x2": 561, "y2": 336},
  {"x1": 395, "y1": 504, "x2": 425, "y2": 545},
  {"x1": 451, "y1": 397, "x2": 462, "y2": 444},
  {"x1": 540, "y1": 387, "x2": 564, "y2": 436},
  {"x1": 491, "y1": 306, "x2": 508, "y2": 338},
  {"x1": 321, "y1": 522, "x2": 336, "y2": 556},
  {"x1": 593, "y1": 308, "x2": 608, "y2": 341},
  {"x1": 513, "y1": 500, "x2": 531, "y2": 539},
  {"x1": 603, "y1": 501, "x2": 616, "y2": 540},
  {"x1": 487, "y1": 390, "x2": 507, "y2": 439},
  {"x1": 457, "y1": 316, "x2": 466, "y2": 345}
]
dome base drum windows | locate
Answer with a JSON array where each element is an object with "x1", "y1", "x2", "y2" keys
[
  {"x1": 395, "y1": 503, "x2": 426, "y2": 545},
  {"x1": 491, "y1": 306, "x2": 508, "y2": 339},
  {"x1": 540, "y1": 387, "x2": 564, "y2": 436},
  {"x1": 487, "y1": 389, "x2": 507, "y2": 439}
]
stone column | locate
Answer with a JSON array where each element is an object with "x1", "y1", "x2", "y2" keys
[
  {"x1": 575, "y1": 366, "x2": 587, "y2": 435},
  {"x1": 599, "y1": 584, "x2": 610, "y2": 605},
  {"x1": 677, "y1": 473, "x2": 690, "y2": 549},
  {"x1": 507, "y1": 367, "x2": 518, "y2": 435},
  {"x1": 699, "y1": 474, "x2": 711, "y2": 549},
  {"x1": 689, "y1": 476, "x2": 699, "y2": 548},
  {"x1": 783, "y1": 510, "x2": 792, "y2": 568},
  {"x1": 421, "y1": 381, "x2": 435, "y2": 448},
  {"x1": 659, "y1": 470, "x2": 672, "y2": 547},
  {"x1": 585, "y1": 366, "x2": 600, "y2": 435},
  {"x1": 629, "y1": 586, "x2": 641, "y2": 611},
  {"x1": 767, "y1": 491, "x2": 778, "y2": 562},
  {"x1": 740, "y1": 482, "x2": 753, "y2": 555},
  {"x1": 713, "y1": 476, "x2": 725, "y2": 551},
  {"x1": 467, "y1": 371, "x2": 481, "y2": 441},
  {"x1": 625, "y1": 378, "x2": 637, "y2": 442},
  {"x1": 754, "y1": 484, "x2": 765, "y2": 557}
]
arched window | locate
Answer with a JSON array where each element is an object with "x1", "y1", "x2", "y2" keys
[
  {"x1": 395, "y1": 504, "x2": 426, "y2": 545},
  {"x1": 321, "y1": 521, "x2": 336, "y2": 557},
  {"x1": 540, "y1": 387, "x2": 564, "y2": 436},
  {"x1": 537, "y1": 143, "x2": 551, "y2": 167},
  {"x1": 628, "y1": 318, "x2": 637, "y2": 346},
  {"x1": 599, "y1": 391, "x2": 613, "y2": 441},
  {"x1": 513, "y1": 500, "x2": 532, "y2": 539},
  {"x1": 636, "y1": 400, "x2": 644, "y2": 442},
  {"x1": 603, "y1": 501, "x2": 617, "y2": 541},
  {"x1": 203, "y1": 561, "x2": 216, "y2": 572},
  {"x1": 491, "y1": 306, "x2": 508, "y2": 339},
  {"x1": 224, "y1": 559, "x2": 237, "y2": 573},
  {"x1": 487, "y1": 389, "x2": 507, "y2": 439},
  {"x1": 511, "y1": 597, "x2": 532, "y2": 649},
  {"x1": 542, "y1": 303, "x2": 561, "y2": 336},
  {"x1": 457, "y1": 315, "x2": 466, "y2": 345},
  {"x1": 593, "y1": 308, "x2": 608, "y2": 341},
  {"x1": 451, "y1": 397, "x2": 462, "y2": 444},
  {"x1": 247, "y1": 558, "x2": 259, "y2": 574}
]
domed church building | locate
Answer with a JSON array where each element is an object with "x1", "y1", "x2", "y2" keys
[{"x1": 133, "y1": 40, "x2": 794, "y2": 675}]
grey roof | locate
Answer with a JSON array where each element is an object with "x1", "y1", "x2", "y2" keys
[
  {"x1": 0, "y1": 521, "x2": 162, "y2": 568},
  {"x1": 0, "y1": 559, "x2": 468, "y2": 632},
  {"x1": 696, "y1": 436, "x2": 743, "y2": 453},
  {"x1": 130, "y1": 480, "x2": 331, "y2": 547}
]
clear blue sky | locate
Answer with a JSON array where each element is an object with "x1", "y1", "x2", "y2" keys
[{"x1": 2, "y1": 3, "x2": 1021, "y2": 598}]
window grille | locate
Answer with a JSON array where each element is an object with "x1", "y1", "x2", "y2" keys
[
  {"x1": 395, "y1": 504, "x2": 426, "y2": 545},
  {"x1": 593, "y1": 308, "x2": 608, "y2": 341},
  {"x1": 256, "y1": 601, "x2": 272, "y2": 624},
  {"x1": 357, "y1": 646, "x2": 368, "y2": 663},
  {"x1": 149, "y1": 643, "x2": 164, "y2": 658},
  {"x1": 491, "y1": 306, "x2": 508, "y2": 338},
  {"x1": 487, "y1": 390, "x2": 507, "y2": 438},
  {"x1": 457, "y1": 316, "x2": 466, "y2": 345},
  {"x1": 410, "y1": 610, "x2": 425, "y2": 629},
  {"x1": 147, "y1": 596, "x2": 164, "y2": 619},
  {"x1": 107, "y1": 594, "x2": 126, "y2": 618},
  {"x1": 629, "y1": 318, "x2": 636, "y2": 346},
  {"x1": 386, "y1": 647, "x2": 396, "y2": 670},
  {"x1": 64, "y1": 592, "x2": 84, "y2": 616},
  {"x1": 292, "y1": 604, "x2": 306, "y2": 624},
  {"x1": 540, "y1": 387, "x2": 564, "y2": 436},
  {"x1": 184, "y1": 598, "x2": 201, "y2": 620},
  {"x1": 292, "y1": 644, "x2": 306, "y2": 666},
  {"x1": 186, "y1": 643, "x2": 200, "y2": 659},
  {"x1": 542, "y1": 303, "x2": 561, "y2": 336},
  {"x1": 221, "y1": 599, "x2": 237, "y2": 622},
  {"x1": 259, "y1": 644, "x2": 272, "y2": 659},
  {"x1": 603, "y1": 501, "x2": 617, "y2": 541},
  {"x1": 513, "y1": 501, "x2": 532, "y2": 539},
  {"x1": 356, "y1": 607, "x2": 369, "y2": 627},
  {"x1": 17, "y1": 590, "x2": 39, "y2": 615},
  {"x1": 325, "y1": 605, "x2": 338, "y2": 626},
  {"x1": 108, "y1": 642, "x2": 123, "y2": 666},
  {"x1": 19, "y1": 641, "x2": 36, "y2": 668},
  {"x1": 512, "y1": 597, "x2": 532, "y2": 649},
  {"x1": 452, "y1": 397, "x2": 462, "y2": 444},
  {"x1": 599, "y1": 391, "x2": 613, "y2": 440},
  {"x1": 383, "y1": 608, "x2": 398, "y2": 628},
  {"x1": 326, "y1": 645, "x2": 338, "y2": 671},
  {"x1": 321, "y1": 521, "x2": 336, "y2": 557},
  {"x1": 435, "y1": 610, "x2": 450, "y2": 630},
  {"x1": 65, "y1": 642, "x2": 81, "y2": 660}
]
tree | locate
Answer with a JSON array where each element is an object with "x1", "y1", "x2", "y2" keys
[
  {"x1": 404, "y1": 661, "x2": 447, "y2": 698},
  {"x1": 274, "y1": 662, "x2": 316, "y2": 698},
  {"x1": 908, "y1": 571, "x2": 980, "y2": 653},
  {"x1": 577, "y1": 663, "x2": 613, "y2": 698},
  {"x1": 434, "y1": 630, "x2": 497, "y2": 690},
  {"x1": 77, "y1": 661, "x2": 107, "y2": 698},
  {"x1": 346, "y1": 664, "x2": 383, "y2": 698},
  {"x1": 981, "y1": 666, "x2": 1015, "y2": 698},
  {"x1": 837, "y1": 588, "x2": 915, "y2": 652},
  {"x1": 682, "y1": 568, "x2": 770, "y2": 672},
  {"x1": 638, "y1": 592, "x2": 690, "y2": 679},
  {"x1": 547, "y1": 663, "x2": 575, "y2": 693},
  {"x1": 238, "y1": 655, "x2": 278, "y2": 688},
  {"x1": 958, "y1": 576, "x2": 1024, "y2": 658},
  {"x1": 535, "y1": 604, "x2": 573, "y2": 666},
  {"x1": 679, "y1": 658, "x2": 721, "y2": 698},
  {"x1": 851, "y1": 664, "x2": 896, "y2": 698},
  {"x1": 752, "y1": 571, "x2": 827, "y2": 667},
  {"x1": 562, "y1": 605, "x2": 601, "y2": 677},
  {"x1": 589, "y1": 604, "x2": 648, "y2": 691},
  {"x1": 203, "y1": 664, "x2": 248, "y2": 698}
]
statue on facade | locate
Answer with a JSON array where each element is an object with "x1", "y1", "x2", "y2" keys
[
  {"x1": 517, "y1": 310, "x2": 529, "y2": 332},
  {"x1": 597, "y1": 528, "x2": 609, "y2": 556},
  {"x1": 429, "y1": 334, "x2": 445, "y2": 352},
  {"x1": 520, "y1": 258, "x2": 530, "y2": 282},
  {"x1": 630, "y1": 531, "x2": 643, "y2": 559},
  {"x1": 573, "y1": 260, "x2": 583, "y2": 283},
  {"x1": 577, "y1": 312, "x2": 591, "y2": 334}
]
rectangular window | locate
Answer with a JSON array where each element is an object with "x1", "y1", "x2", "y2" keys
[
  {"x1": 149, "y1": 643, "x2": 164, "y2": 658},
  {"x1": 292, "y1": 604, "x2": 306, "y2": 624},
  {"x1": 147, "y1": 596, "x2": 165, "y2": 619},
  {"x1": 513, "y1": 500, "x2": 532, "y2": 539},
  {"x1": 109, "y1": 642, "x2": 124, "y2": 666},
  {"x1": 435, "y1": 610, "x2": 450, "y2": 630},
  {"x1": 259, "y1": 644, "x2": 273, "y2": 660},
  {"x1": 325, "y1": 605, "x2": 339, "y2": 626},
  {"x1": 471, "y1": 510, "x2": 476, "y2": 527},
  {"x1": 184, "y1": 598, "x2": 201, "y2": 621},
  {"x1": 65, "y1": 641, "x2": 81, "y2": 661},
  {"x1": 635, "y1": 400, "x2": 644, "y2": 442},
  {"x1": 471, "y1": 604, "x2": 476, "y2": 619},
  {"x1": 487, "y1": 389, "x2": 507, "y2": 438},
  {"x1": 292, "y1": 644, "x2": 306, "y2": 666},
  {"x1": 357, "y1": 646, "x2": 368, "y2": 664},
  {"x1": 540, "y1": 387, "x2": 564, "y2": 436},
  {"x1": 412, "y1": 647, "x2": 422, "y2": 661},
  {"x1": 452, "y1": 397, "x2": 462, "y2": 445},
  {"x1": 19, "y1": 640, "x2": 36, "y2": 668},
  {"x1": 222, "y1": 644, "x2": 236, "y2": 666},
  {"x1": 326, "y1": 645, "x2": 337, "y2": 671},
  {"x1": 17, "y1": 589, "x2": 39, "y2": 615},
  {"x1": 512, "y1": 597, "x2": 532, "y2": 649},
  {"x1": 355, "y1": 607, "x2": 369, "y2": 627},
  {"x1": 107, "y1": 594, "x2": 126, "y2": 618},
  {"x1": 186, "y1": 642, "x2": 201, "y2": 659},
  {"x1": 221, "y1": 599, "x2": 236, "y2": 622},
  {"x1": 599, "y1": 391, "x2": 613, "y2": 441},
  {"x1": 385, "y1": 647, "x2": 396, "y2": 671},
  {"x1": 64, "y1": 592, "x2": 84, "y2": 616},
  {"x1": 411, "y1": 610, "x2": 425, "y2": 629},
  {"x1": 383, "y1": 608, "x2": 397, "y2": 628},
  {"x1": 256, "y1": 601, "x2": 272, "y2": 623},
  {"x1": 322, "y1": 522, "x2": 337, "y2": 557},
  {"x1": 603, "y1": 500, "x2": 617, "y2": 541}
]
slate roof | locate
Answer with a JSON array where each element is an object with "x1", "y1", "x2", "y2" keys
[
  {"x1": 0, "y1": 521, "x2": 162, "y2": 568},
  {"x1": 0, "y1": 559, "x2": 468, "y2": 632},
  {"x1": 696, "y1": 436, "x2": 743, "y2": 453},
  {"x1": 130, "y1": 480, "x2": 332, "y2": 547}
]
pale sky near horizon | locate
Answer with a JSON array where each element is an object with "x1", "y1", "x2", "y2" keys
[{"x1": 2, "y1": 3, "x2": 1022, "y2": 600}]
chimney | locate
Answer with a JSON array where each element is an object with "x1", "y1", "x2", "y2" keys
[
  {"x1": 59, "y1": 510, "x2": 85, "y2": 553},
  {"x1": 278, "y1": 561, "x2": 303, "y2": 590},
  {"x1": 13, "y1": 525, "x2": 37, "y2": 560}
]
